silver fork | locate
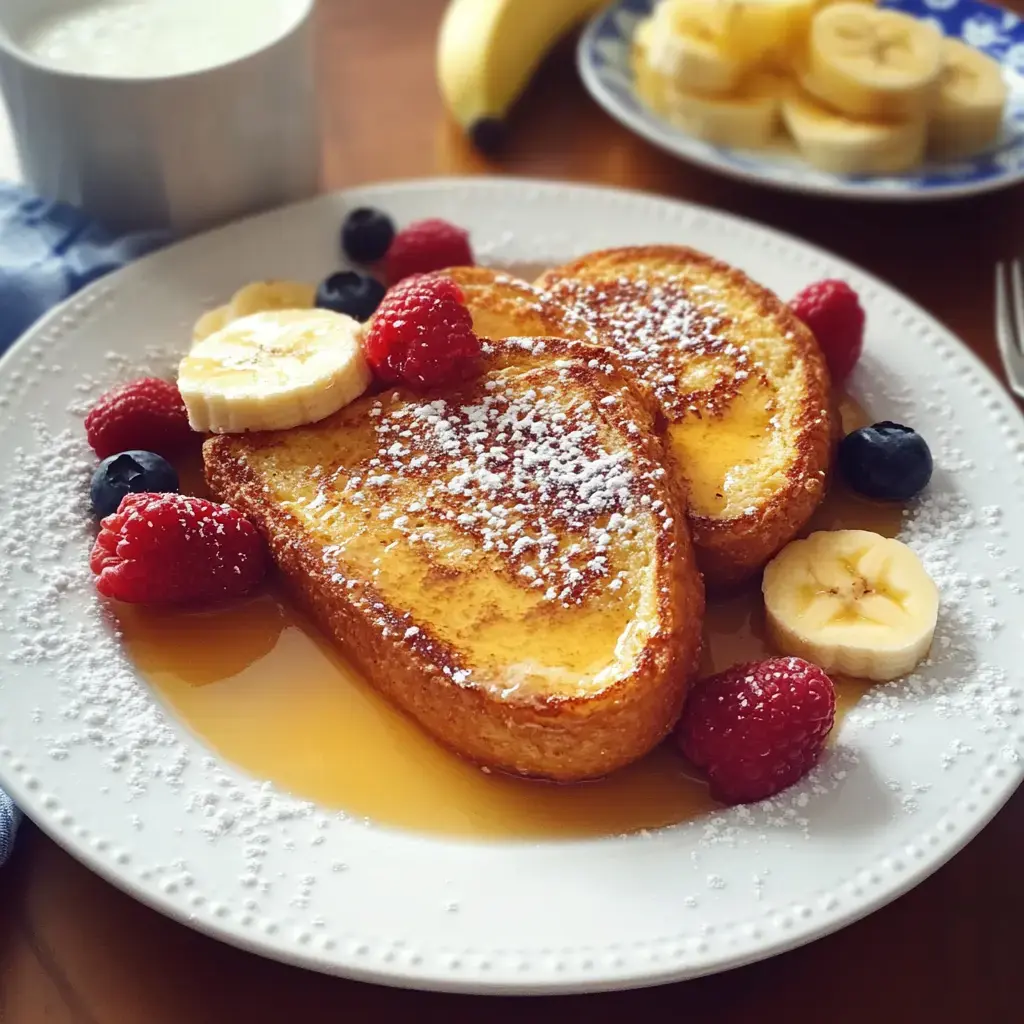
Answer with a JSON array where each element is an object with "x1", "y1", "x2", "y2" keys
[{"x1": 996, "y1": 260, "x2": 1024, "y2": 401}]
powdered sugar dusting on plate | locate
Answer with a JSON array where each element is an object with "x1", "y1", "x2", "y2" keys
[{"x1": 0, "y1": 351, "x2": 335, "y2": 888}]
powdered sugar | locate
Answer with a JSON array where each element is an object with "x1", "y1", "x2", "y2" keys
[
  {"x1": 318, "y1": 364, "x2": 672, "y2": 608},
  {"x1": 0, "y1": 353, "x2": 336, "y2": 880},
  {"x1": 3, "y1": 421, "x2": 181, "y2": 792},
  {"x1": 540, "y1": 275, "x2": 739, "y2": 415}
]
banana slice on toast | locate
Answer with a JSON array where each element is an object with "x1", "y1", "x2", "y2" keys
[{"x1": 179, "y1": 309, "x2": 371, "y2": 434}]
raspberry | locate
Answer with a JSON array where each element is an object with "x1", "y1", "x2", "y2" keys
[
  {"x1": 363, "y1": 274, "x2": 481, "y2": 390},
  {"x1": 384, "y1": 218, "x2": 474, "y2": 285},
  {"x1": 85, "y1": 377, "x2": 195, "y2": 460},
  {"x1": 676, "y1": 657, "x2": 836, "y2": 805},
  {"x1": 90, "y1": 493, "x2": 267, "y2": 605},
  {"x1": 790, "y1": 279, "x2": 865, "y2": 387}
]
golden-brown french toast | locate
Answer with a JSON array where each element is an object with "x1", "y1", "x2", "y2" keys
[
  {"x1": 204, "y1": 340, "x2": 704, "y2": 782},
  {"x1": 440, "y1": 251, "x2": 837, "y2": 590},
  {"x1": 437, "y1": 266, "x2": 590, "y2": 343}
]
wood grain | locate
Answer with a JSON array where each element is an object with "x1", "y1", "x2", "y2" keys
[{"x1": 3, "y1": 0, "x2": 1024, "y2": 1020}]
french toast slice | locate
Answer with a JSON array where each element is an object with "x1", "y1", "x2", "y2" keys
[
  {"x1": 436, "y1": 266, "x2": 593, "y2": 344},
  {"x1": 440, "y1": 252, "x2": 837, "y2": 590},
  {"x1": 204, "y1": 340, "x2": 704, "y2": 782}
]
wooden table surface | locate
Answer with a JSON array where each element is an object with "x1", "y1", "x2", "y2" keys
[{"x1": 3, "y1": 1, "x2": 1024, "y2": 1020}]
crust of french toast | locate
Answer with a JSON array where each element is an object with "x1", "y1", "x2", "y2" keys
[
  {"x1": 436, "y1": 252, "x2": 837, "y2": 590},
  {"x1": 204, "y1": 340, "x2": 704, "y2": 782}
]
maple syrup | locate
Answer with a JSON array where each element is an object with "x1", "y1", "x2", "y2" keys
[
  {"x1": 117, "y1": 395, "x2": 899, "y2": 841},
  {"x1": 670, "y1": 378, "x2": 779, "y2": 517}
]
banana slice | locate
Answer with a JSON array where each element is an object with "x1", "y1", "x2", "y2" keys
[
  {"x1": 191, "y1": 280, "x2": 317, "y2": 348},
  {"x1": 227, "y1": 280, "x2": 316, "y2": 320},
  {"x1": 659, "y1": 0, "x2": 875, "y2": 67},
  {"x1": 652, "y1": 73, "x2": 784, "y2": 148},
  {"x1": 635, "y1": 1, "x2": 745, "y2": 95},
  {"x1": 656, "y1": 0, "x2": 732, "y2": 37},
  {"x1": 928, "y1": 37, "x2": 1007, "y2": 159},
  {"x1": 812, "y1": 0, "x2": 879, "y2": 11},
  {"x1": 806, "y1": 3, "x2": 942, "y2": 121},
  {"x1": 782, "y1": 87, "x2": 926, "y2": 174},
  {"x1": 192, "y1": 305, "x2": 231, "y2": 344},
  {"x1": 640, "y1": 26, "x2": 745, "y2": 96},
  {"x1": 763, "y1": 530, "x2": 939, "y2": 682},
  {"x1": 178, "y1": 309, "x2": 371, "y2": 434},
  {"x1": 720, "y1": 0, "x2": 818, "y2": 66}
]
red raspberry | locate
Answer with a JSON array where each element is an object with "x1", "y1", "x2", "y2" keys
[
  {"x1": 384, "y1": 218, "x2": 474, "y2": 285},
  {"x1": 676, "y1": 657, "x2": 836, "y2": 805},
  {"x1": 790, "y1": 279, "x2": 865, "y2": 387},
  {"x1": 90, "y1": 493, "x2": 267, "y2": 605},
  {"x1": 85, "y1": 378, "x2": 196, "y2": 460},
  {"x1": 363, "y1": 274, "x2": 481, "y2": 390}
]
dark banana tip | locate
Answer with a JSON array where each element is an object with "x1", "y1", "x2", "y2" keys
[{"x1": 469, "y1": 117, "x2": 505, "y2": 155}]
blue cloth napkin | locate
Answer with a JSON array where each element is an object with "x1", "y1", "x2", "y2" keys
[
  {"x1": 0, "y1": 183, "x2": 169, "y2": 866},
  {"x1": 0, "y1": 184, "x2": 168, "y2": 353}
]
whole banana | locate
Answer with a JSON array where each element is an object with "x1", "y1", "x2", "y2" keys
[{"x1": 437, "y1": 0, "x2": 608, "y2": 150}]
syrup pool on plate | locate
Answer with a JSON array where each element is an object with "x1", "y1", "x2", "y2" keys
[
  {"x1": 116, "y1": 395, "x2": 899, "y2": 841},
  {"x1": 19, "y1": 0, "x2": 300, "y2": 79}
]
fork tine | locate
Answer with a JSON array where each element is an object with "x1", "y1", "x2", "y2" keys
[
  {"x1": 995, "y1": 262, "x2": 1024, "y2": 400},
  {"x1": 1012, "y1": 259, "x2": 1024, "y2": 357}
]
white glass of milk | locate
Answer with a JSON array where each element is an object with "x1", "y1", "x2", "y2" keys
[{"x1": 0, "y1": 0, "x2": 320, "y2": 235}]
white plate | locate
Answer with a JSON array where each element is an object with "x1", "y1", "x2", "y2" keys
[
  {"x1": 579, "y1": 0, "x2": 1024, "y2": 201},
  {"x1": 0, "y1": 178, "x2": 1022, "y2": 995}
]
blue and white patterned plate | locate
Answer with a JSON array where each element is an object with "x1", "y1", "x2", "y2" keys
[{"x1": 579, "y1": 0, "x2": 1024, "y2": 200}]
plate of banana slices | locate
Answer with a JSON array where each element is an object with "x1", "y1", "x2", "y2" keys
[{"x1": 580, "y1": 0, "x2": 1024, "y2": 199}]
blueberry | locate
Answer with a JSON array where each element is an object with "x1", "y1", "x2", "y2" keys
[
  {"x1": 838, "y1": 422, "x2": 933, "y2": 502},
  {"x1": 315, "y1": 271, "x2": 386, "y2": 322},
  {"x1": 91, "y1": 451, "x2": 179, "y2": 518},
  {"x1": 341, "y1": 207, "x2": 395, "y2": 264}
]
